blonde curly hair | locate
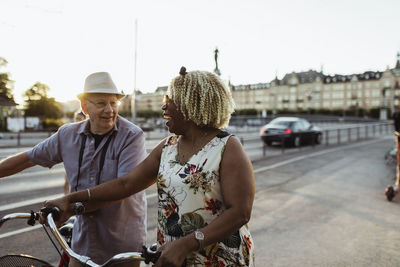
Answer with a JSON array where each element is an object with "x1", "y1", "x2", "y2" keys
[{"x1": 168, "y1": 67, "x2": 235, "y2": 129}]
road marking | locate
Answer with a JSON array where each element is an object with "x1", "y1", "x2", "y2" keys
[
  {"x1": 0, "y1": 194, "x2": 64, "y2": 212},
  {"x1": 254, "y1": 136, "x2": 391, "y2": 174},
  {"x1": 2, "y1": 168, "x2": 65, "y2": 180},
  {"x1": 0, "y1": 225, "x2": 42, "y2": 239},
  {"x1": 0, "y1": 193, "x2": 158, "y2": 212}
]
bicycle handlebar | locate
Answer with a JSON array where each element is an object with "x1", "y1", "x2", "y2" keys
[{"x1": 1, "y1": 208, "x2": 160, "y2": 267}]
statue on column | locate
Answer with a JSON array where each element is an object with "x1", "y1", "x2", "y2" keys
[{"x1": 214, "y1": 47, "x2": 221, "y2": 76}]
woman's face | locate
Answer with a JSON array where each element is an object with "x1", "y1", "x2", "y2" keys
[{"x1": 162, "y1": 95, "x2": 187, "y2": 134}]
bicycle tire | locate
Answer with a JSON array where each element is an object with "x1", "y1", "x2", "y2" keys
[{"x1": 0, "y1": 254, "x2": 53, "y2": 267}]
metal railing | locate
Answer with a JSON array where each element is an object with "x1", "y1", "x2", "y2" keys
[{"x1": 255, "y1": 122, "x2": 393, "y2": 157}]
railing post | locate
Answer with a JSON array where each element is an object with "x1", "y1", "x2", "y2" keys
[
  {"x1": 325, "y1": 130, "x2": 329, "y2": 146},
  {"x1": 17, "y1": 131, "x2": 21, "y2": 146},
  {"x1": 365, "y1": 125, "x2": 368, "y2": 139},
  {"x1": 337, "y1": 129, "x2": 340, "y2": 144},
  {"x1": 347, "y1": 128, "x2": 351, "y2": 143},
  {"x1": 357, "y1": 127, "x2": 360, "y2": 140}
]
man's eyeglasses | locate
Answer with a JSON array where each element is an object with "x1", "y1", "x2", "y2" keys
[{"x1": 87, "y1": 99, "x2": 120, "y2": 109}]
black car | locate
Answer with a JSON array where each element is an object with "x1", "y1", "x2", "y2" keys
[{"x1": 260, "y1": 117, "x2": 322, "y2": 147}]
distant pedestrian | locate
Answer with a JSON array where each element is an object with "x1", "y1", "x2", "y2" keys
[{"x1": 393, "y1": 108, "x2": 400, "y2": 132}]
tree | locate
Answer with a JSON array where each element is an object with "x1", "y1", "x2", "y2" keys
[
  {"x1": 23, "y1": 82, "x2": 63, "y2": 119},
  {"x1": 0, "y1": 57, "x2": 15, "y2": 100}
]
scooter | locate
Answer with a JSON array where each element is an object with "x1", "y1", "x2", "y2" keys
[{"x1": 385, "y1": 131, "x2": 400, "y2": 201}]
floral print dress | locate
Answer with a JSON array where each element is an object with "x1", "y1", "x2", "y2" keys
[{"x1": 157, "y1": 131, "x2": 255, "y2": 266}]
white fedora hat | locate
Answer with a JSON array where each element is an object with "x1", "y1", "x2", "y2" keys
[{"x1": 77, "y1": 72, "x2": 125, "y2": 100}]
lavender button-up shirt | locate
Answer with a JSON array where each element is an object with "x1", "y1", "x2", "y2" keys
[{"x1": 27, "y1": 115, "x2": 147, "y2": 264}]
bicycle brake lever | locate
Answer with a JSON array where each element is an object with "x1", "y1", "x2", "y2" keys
[
  {"x1": 40, "y1": 206, "x2": 61, "y2": 221},
  {"x1": 27, "y1": 210, "x2": 39, "y2": 226},
  {"x1": 142, "y1": 244, "x2": 161, "y2": 264}
]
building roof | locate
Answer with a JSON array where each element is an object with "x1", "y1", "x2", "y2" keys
[
  {"x1": 155, "y1": 86, "x2": 168, "y2": 93},
  {"x1": 0, "y1": 95, "x2": 17, "y2": 106},
  {"x1": 324, "y1": 71, "x2": 383, "y2": 83},
  {"x1": 281, "y1": 70, "x2": 325, "y2": 85}
]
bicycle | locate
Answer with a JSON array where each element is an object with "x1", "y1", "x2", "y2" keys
[{"x1": 0, "y1": 206, "x2": 160, "y2": 267}]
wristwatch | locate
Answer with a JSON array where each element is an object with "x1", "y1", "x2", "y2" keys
[
  {"x1": 194, "y1": 230, "x2": 204, "y2": 250},
  {"x1": 74, "y1": 202, "x2": 85, "y2": 215}
]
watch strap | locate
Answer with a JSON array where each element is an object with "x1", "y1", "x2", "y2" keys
[{"x1": 194, "y1": 230, "x2": 204, "y2": 251}]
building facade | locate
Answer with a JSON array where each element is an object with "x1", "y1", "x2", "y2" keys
[{"x1": 134, "y1": 53, "x2": 400, "y2": 116}]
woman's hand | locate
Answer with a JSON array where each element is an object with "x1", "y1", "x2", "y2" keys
[
  {"x1": 40, "y1": 196, "x2": 73, "y2": 227},
  {"x1": 154, "y1": 238, "x2": 193, "y2": 267}
]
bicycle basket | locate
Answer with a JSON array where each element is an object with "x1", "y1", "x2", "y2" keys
[{"x1": 0, "y1": 254, "x2": 53, "y2": 267}]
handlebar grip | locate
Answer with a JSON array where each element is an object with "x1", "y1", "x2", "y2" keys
[
  {"x1": 40, "y1": 206, "x2": 61, "y2": 221},
  {"x1": 142, "y1": 244, "x2": 161, "y2": 264}
]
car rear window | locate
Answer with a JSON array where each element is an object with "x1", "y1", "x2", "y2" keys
[{"x1": 269, "y1": 121, "x2": 291, "y2": 127}]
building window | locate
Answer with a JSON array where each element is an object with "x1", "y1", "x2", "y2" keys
[{"x1": 372, "y1": 89, "x2": 380, "y2": 97}]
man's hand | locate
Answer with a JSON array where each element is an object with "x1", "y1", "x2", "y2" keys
[{"x1": 40, "y1": 196, "x2": 73, "y2": 227}]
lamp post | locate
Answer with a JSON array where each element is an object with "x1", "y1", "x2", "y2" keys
[{"x1": 131, "y1": 19, "x2": 138, "y2": 123}]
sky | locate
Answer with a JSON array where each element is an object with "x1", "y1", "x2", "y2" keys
[{"x1": 1, "y1": 0, "x2": 400, "y2": 105}]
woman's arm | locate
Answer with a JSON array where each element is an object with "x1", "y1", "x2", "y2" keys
[
  {"x1": 155, "y1": 135, "x2": 255, "y2": 266},
  {"x1": 44, "y1": 139, "x2": 166, "y2": 223}
]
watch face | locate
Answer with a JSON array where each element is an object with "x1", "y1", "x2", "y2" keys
[
  {"x1": 75, "y1": 202, "x2": 84, "y2": 215},
  {"x1": 195, "y1": 231, "x2": 204, "y2": 240}
]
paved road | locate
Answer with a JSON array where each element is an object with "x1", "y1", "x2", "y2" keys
[
  {"x1": 250, "y1": 136, "x2": 400, "y2": 266},
  {"x1": 1, "y1": 132, "x2": 399, "y2": 266}
]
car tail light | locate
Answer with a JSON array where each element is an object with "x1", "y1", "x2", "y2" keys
[
  {"x1": 260, "y1": 128, "x2": 267, "y2": 134},
  {"x1": 284, "y1": 128, "x2": 292, "y2": 134}
]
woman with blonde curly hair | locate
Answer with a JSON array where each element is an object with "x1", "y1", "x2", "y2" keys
[{"x1": 43, "y1": 67, "x2": 255, "y2": 266}]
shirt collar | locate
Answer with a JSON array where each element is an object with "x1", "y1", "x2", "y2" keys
[{"x1": 76, "y1": 116, "x2": 120, "y2": 136}]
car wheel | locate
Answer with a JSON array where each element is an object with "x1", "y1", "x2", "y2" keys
[
  {"x1": 315, "y1": 134, "x2": 322, "y2": 144},
  {"x1": 293, "y1": 136, "x2": 301, "y2": 147}
]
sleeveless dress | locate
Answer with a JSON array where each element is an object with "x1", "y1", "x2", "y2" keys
[{"x1": 157, "y1": 131, "x2": 255, "y2": 266}]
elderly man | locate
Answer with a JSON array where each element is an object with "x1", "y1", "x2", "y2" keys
[{"x1": 0, "y1": 72, "x2": 147, "y2": 267}]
